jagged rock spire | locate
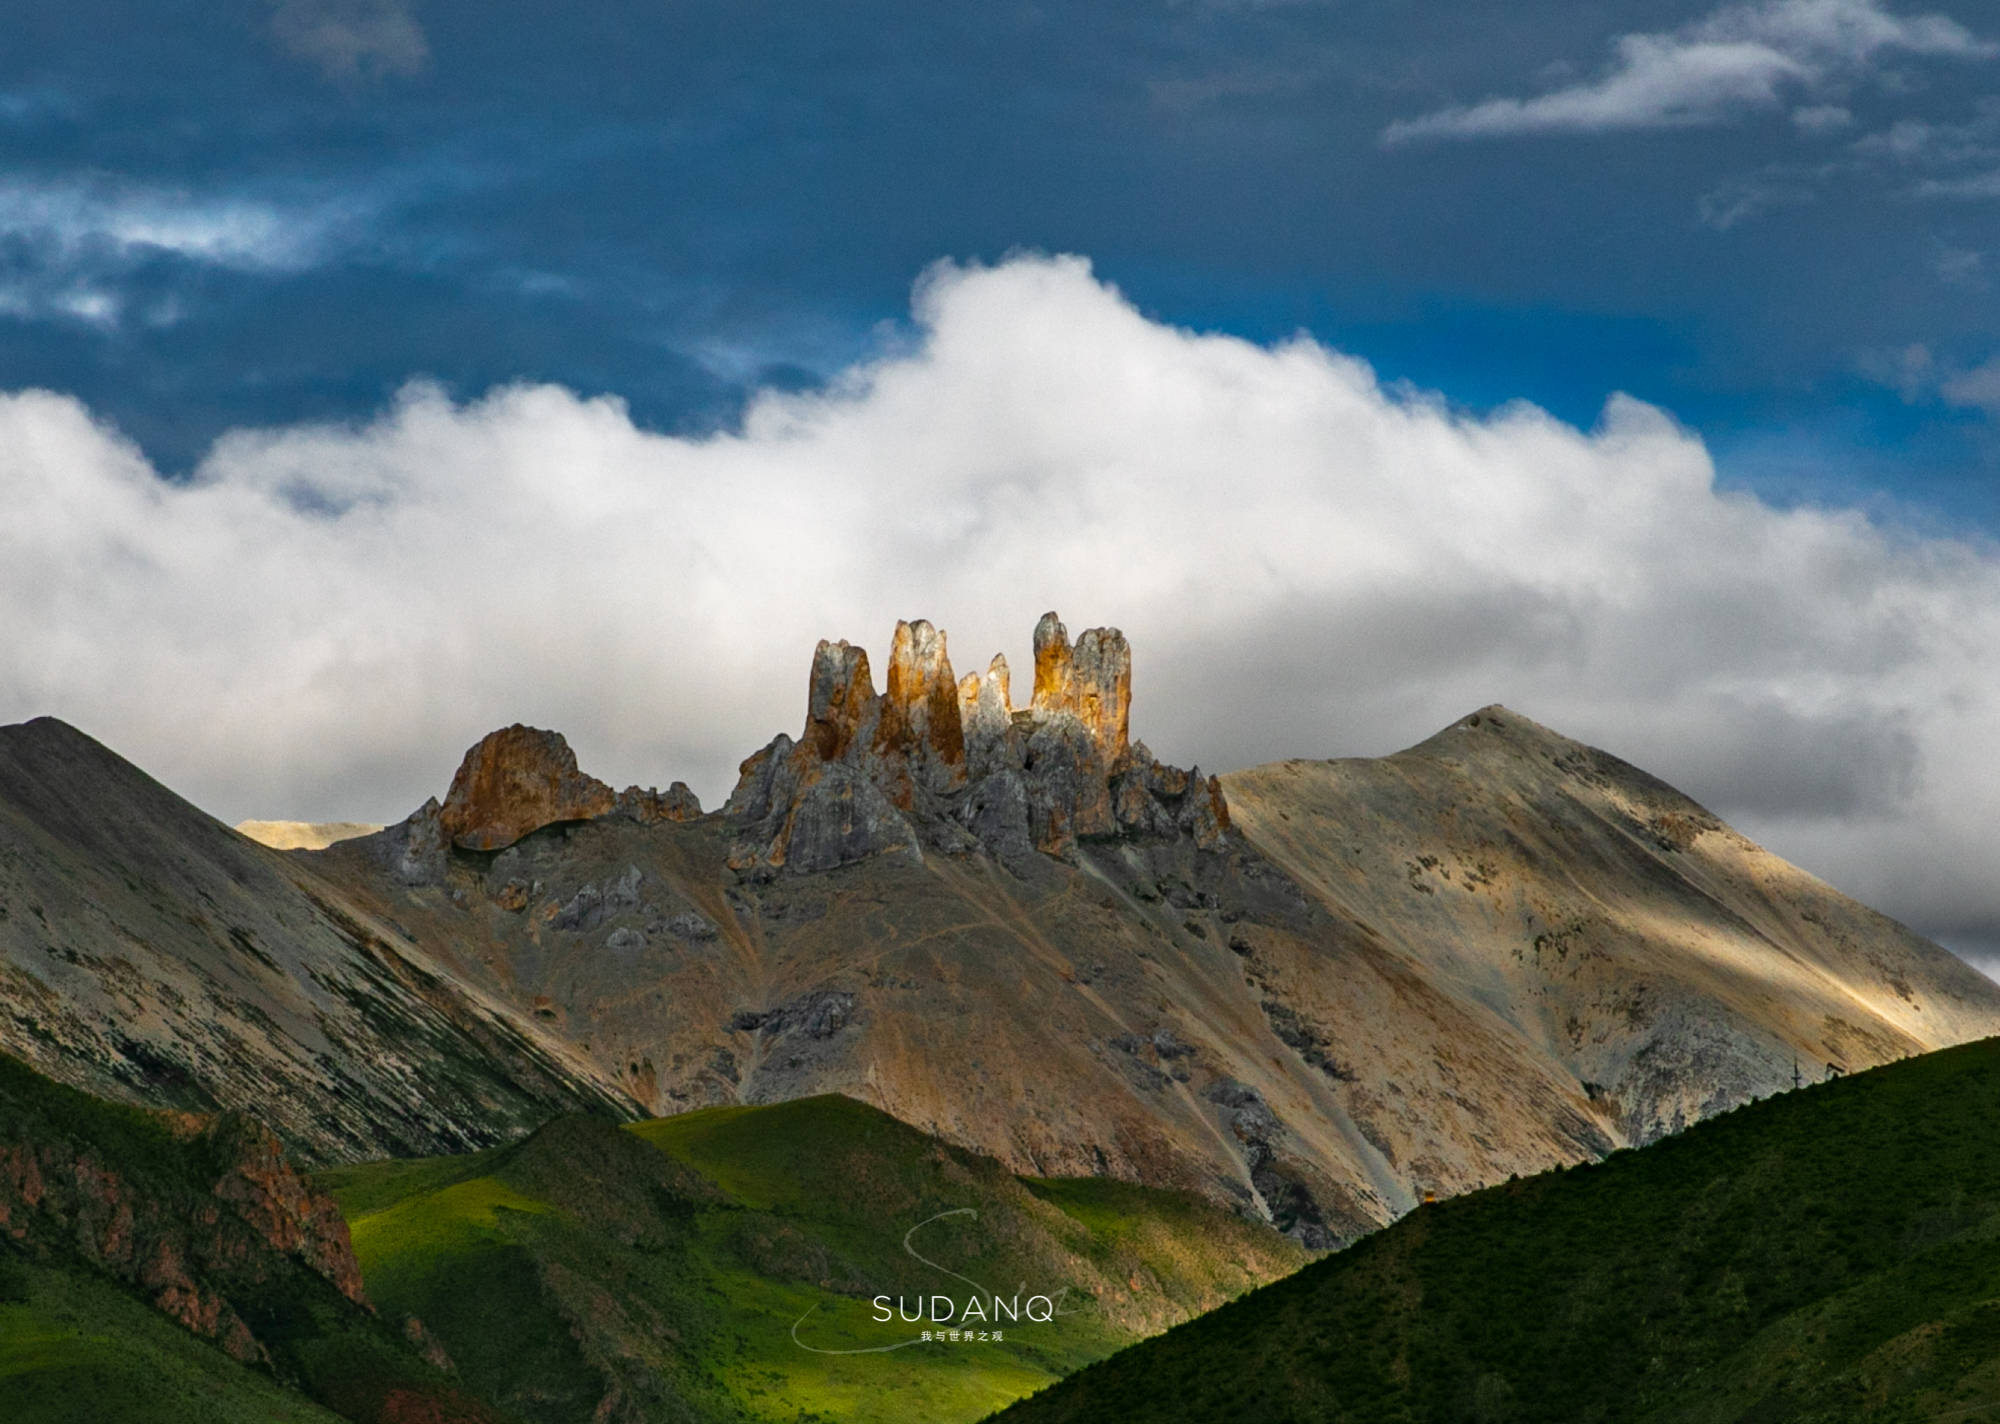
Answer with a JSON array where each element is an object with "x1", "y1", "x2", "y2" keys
[
  {"x1": 1074, "y1": 626, "x2": 1132, "y2": 757},
  {"x1": 877, "y1": 618, "x2": 965, "y2": 778},
  {"x1": 804, "y1": 640, "x2": 875, "y2": 762},
  {"x1": 1029, "y1": 612, "x2": 1131, "y2": 757},
  {"x1": 959, "y1": 653, "x2": 1015, "y2": 774},
  {"x1": 1032, "y1": 612, "x2": 1074, "y2": 715},
  {"x1": 728, "y1": 610, "x2": 1228, "y2": 876}
]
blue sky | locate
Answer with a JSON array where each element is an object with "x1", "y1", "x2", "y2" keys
[
  {"x1": 6, "y1": 0, "x2": 1999, "y2": 517},
  {"x1": 10, "y1": 1, "x2": 2000, "y2": 958}
]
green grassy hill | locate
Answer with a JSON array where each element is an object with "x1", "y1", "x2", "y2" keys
[
  {"x1": 991, "y1": 1035, "x2": 2000, "y2": 1424},
  {"x1": 321, "y1": 1094, "x2": 1306, "y2": 1424}
]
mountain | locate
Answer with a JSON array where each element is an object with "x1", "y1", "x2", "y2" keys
[
  {"x1": 1219, "y1": 703, "x2": 2000, "y2": 1146},
  {"x1": 0, "y1": 716, "x2": 630, "y2": 1166},
  {"x1": 0, "y1": 1050, "x2": 493, "y2": 1424},
  {"x1": 320, "y1": 1093, "x2": 1305, "y2": 1424},
  {"x1": 6, "y1": 613, "x2": 1997, "y2": 1248},
  {"x1": 291, "y1": 613, "x2": 2000, "y2": 1244},
  {"x1": 988, "y1": 1032, "x2": 2000, "y2": 1424},
  {"x1": 235, "y1": 822, "x2": 384, "y2": 852}
]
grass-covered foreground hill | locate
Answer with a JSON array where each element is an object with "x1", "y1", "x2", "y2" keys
[
  {"x1": 320, "y1": 1094, "x2": 1306, "y2": 1424},
  {"x1": 992, "y1": 1034, "x2": 2000, "y2": 1423},
  {"x1": 0, "y1": 1049, "x2": 1300, "y2": 1424}
]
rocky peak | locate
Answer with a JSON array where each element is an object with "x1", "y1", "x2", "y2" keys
[
  {"x1": 804, "y1": 639, "x2": 875, "y2": 761},
  {"x1": 1074, "y1": 626, "x2": 1132, "y2": 757},
  {"x1": 959, "y1": 653, "x2": 1015, "y2": 774},
  {"x1": 1032, "y1": 611, "x2": 1075, "y2": 715},
  {"x1": 438, "y1": 725, "x2": 618, "y2": 851},
  {"x1": 876, "y1": 618, "x2": 966, "y2": 786},
  {"x1": 1028, "y1": 613, "x2": 1131, "y2": 757},
  {"x1": 728, "y1": 612, "x2": 1228, "y2": 877},
  {"x1": 432, "y1": 724, "x2": 699, "y2": 857}
]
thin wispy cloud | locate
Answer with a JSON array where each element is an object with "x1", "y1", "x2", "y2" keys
[
  {"x1": 268, "y1": 0, "x2": 429, "y2": 83},
  {"x1": 1696, "y1": 164, "x2": 1830, "y2": 228},
  {"x1": 1384, "y1": 0, "x2": 1994, "y2": 143},
  {"x1": 1829, "y1": 98, "x2": 2000, "y2": 198},
  {"x1": 0, "y1": 176, "x2": 369, "y2": 326},
  {"x1": 0, "y1": 178, "x2": 328, "y2": 270},
  {"x1": 1941, "y1": 357, "x2": 2000, "y2": 412}
]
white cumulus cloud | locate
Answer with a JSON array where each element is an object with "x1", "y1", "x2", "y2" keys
[
  {"x1": 1384, "y1": 0, "x2": 1994, "y2": 143},
  {"x1": 4, "y1": 254, "x2": 2000, "y2": 956}
]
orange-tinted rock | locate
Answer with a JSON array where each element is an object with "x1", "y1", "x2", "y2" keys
[
  {"x1": 438, "y1": 725, "x2": 617, "y2": 851},
  {"x1": 727, "y1": 610, "x2": 1225, "y2": 873},
  {"x1": 0, "y1": 1097, "x2": 372, "y2": 1371},
  {"x1": 205, "y1": 1111, "x2": 367, "y2": 1307},
  {"x1": 877, "y1": 619, "x2": 965, "y2": 772},
  {"x1": 1031, "y1": 611, "x2": 1074, "y2": 715},
  {"x1": 1073, "y1": 626, "x2": 1131, "y2": 756},
  {"x1": 804, "y1": 639, "x2": 876, "y2": 761}
]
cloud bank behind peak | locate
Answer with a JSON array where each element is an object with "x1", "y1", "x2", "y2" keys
[{"x1": 4, "y1": 252, "x2": 1999, "y2": 952}]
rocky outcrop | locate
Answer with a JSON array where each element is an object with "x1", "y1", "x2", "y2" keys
[
  {"x1": 435, "y1": 724, "x2": 698, "y2": 852},
  {"x1": 439, "y1": 725, "x2": 618, "y2": 851},
  {"x1": 614, "y1": 782, "x2": 702, "y2": 825},
  {"x1": 727, "y1": 612, "x2": 1228, "y2": 875},
  {"x1": 1031, "y1": 613, "x2": 1131, "y2": 757},
  {"x1": 0, "y1": 1095, "x2": 368, "y2": 1366},
  {"x1": 876, "y1": 618, "x2": 967, "y2": 798}
]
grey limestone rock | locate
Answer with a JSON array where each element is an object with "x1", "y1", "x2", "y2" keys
[
  {"x1": 390, "y1": 798, "x2": 448, "y2": 887},
  {"x1": 782, "y1": 767, "x2": 921, "y2": 876}
]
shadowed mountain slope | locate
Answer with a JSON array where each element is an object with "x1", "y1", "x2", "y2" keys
[
  {"x1": 0, "y1": 716, "x2": 631, "y2": 1167},
  {"x1": 990, "y1": 1033, "x2": 2000, "y2": 1424}
]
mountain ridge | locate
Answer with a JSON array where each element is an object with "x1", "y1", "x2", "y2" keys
[
  {"x1": 4, "y1": 615, "x2": 1996, "y2": 1249},
  {"x1": 0, "y1": 715, "x2": 632, "y2": 1167}
]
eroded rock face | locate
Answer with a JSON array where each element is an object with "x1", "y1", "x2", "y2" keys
[
  {"x1": 615, "y1": 782, "x2": 702, "y2": 825},
  {"x1": 727, "y1": 611, "x2": 1227, "y2": 873},
  {"x1": 804, "y1": 640, "x2": 876, "y2": 761},
  {"x1": 433, "y1": 724, "x2": 699, "y2": 852},
  {"x1": 439, "y1": 725, "x2": 618, "y2": 851},
  {"x1": 876, "y1": 619, "x2": 966, "y2": 792},
  {"x1": 959, "y1": 653, "x2": 1015, "y2": 775},
  {"x1": 0, "y1": 1105, "x2": 368, "y2": 1366}
]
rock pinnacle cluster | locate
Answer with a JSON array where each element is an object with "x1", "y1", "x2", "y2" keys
[{"x1": 725, "y1": 611, "x2": 1228, "y2": 877}]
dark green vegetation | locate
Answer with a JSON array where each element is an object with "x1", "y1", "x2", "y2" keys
[
  {"x1": 0, "y1": 1051, "x2": 498, "y2": 1423},
  {"x1": 322, "y1": 1094, "x2": 1306, "y2": 1424},
  {"x1": 0, "y1": 1258, "x2": 347, "y2": 1424},
  {"x1": 992, "y1": 1035, "x2": 2000, "y2": 1423}
]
